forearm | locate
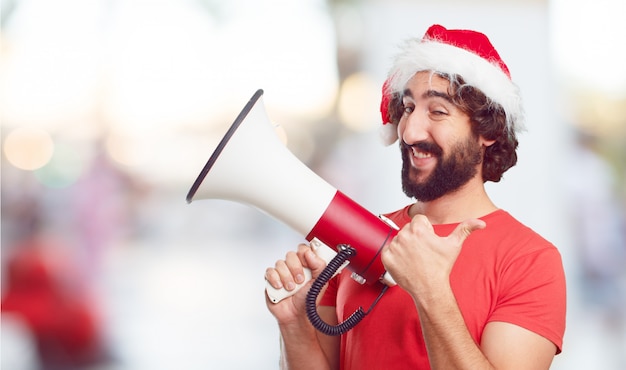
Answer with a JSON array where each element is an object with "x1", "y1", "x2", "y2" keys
[
  {"x1": 413, "y1": 286, "x2": 494, "y2": 370},
  {"x1": 278, "y1": 317, "x2": 332, "y2": 370}
]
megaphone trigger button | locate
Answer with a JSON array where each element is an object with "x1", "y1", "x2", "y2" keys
[{"x1": 310, "y1": 239, "x2": 322, "y2": 250}]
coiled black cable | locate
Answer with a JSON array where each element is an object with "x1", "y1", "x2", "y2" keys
[{"x1": 305, "y1": 245, "x2": 389, "y2": 336}]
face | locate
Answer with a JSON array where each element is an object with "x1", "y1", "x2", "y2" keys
[{"x1": 398, "y1": 72, "x2": 483, "y2": 202}]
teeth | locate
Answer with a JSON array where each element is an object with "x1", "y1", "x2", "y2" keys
[{"x1": 411, "y1": 147, "x2": 432, "y2": 158}]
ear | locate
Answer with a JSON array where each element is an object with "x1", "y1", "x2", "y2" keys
[{"x1": 479, "y1": 136, "x2": 496, "y2": 148}]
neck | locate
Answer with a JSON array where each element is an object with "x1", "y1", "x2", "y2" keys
[{"x1": 408, "y1": 177, "x2": 497, "y2": 225}]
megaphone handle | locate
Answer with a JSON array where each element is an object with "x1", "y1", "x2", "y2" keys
[{"x1": 266, "y1": 239, "x2": 344, "y2": 304}]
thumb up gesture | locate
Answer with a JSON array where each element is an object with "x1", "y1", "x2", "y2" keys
[{"x1": 381, "y1": 215, "x2": 486, "y2": 296}]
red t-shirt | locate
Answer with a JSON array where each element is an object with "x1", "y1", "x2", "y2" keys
[{"x1": 319, "y1": 207, "x2": 566, "y2": 370}]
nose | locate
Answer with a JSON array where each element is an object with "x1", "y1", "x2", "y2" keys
[{"x1": 400, "y1": 110, "x2": 430, "y2": 145}]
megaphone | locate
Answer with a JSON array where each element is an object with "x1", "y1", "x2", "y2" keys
[{"x1": 187, "y1": 89, "x2": 397, "y2": 305}]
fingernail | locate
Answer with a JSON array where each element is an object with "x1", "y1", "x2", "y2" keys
[
  {"x1": 286, "y1": 282, "x2": 296, "y2": 291},
  {"x1": 295, "y1": 274, "x2": 304, "y2": 283}
]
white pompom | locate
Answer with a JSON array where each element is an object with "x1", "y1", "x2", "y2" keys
[{"x1": 379, "y1": 123, "x2": 398, "y2": 146}]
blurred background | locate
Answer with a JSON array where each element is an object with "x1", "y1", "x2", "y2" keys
[{"x1": 1, "y1": 0, "x2": 624, "y2": 369}]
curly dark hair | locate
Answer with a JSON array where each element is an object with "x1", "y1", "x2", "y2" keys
[{"x1": 386, "y1": 74, "x2": 518, "y2": 183}]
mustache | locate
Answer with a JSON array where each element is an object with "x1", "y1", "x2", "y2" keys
[{"x1": 401, "y1": 140, "x2": 443, "y2": 157}]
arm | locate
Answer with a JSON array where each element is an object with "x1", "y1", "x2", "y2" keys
[
  {"x1": 266, "y1": 244, "x2": 340, "y2": 370},
  {"x1": 414, "y1": 280, "x2": 556, "y2": 369},
  {"x1": 278, "y1": 306, "x2": 340, "y2": 370},
  {"x1": 382, "y1": 215, "x2": 557, "y2": 369}
]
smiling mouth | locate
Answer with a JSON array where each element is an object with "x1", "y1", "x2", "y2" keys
[{"x1": 411, "y1": 146, "x2": 434, "y2": 159}]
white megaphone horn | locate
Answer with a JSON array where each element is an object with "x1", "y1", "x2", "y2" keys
[{"x1": 187, "y1": 89, "x2": 397, "y2": 304}]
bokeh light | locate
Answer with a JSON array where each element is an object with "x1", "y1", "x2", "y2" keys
[
  {"x1": 3, "y1": 127, "x2": 55, "y2": 170},
  {"x1": 337, "y1": 72, "x2": 380, "y2": 132},
  {"x1": 104, "y1": 132, "x2": 152, "y2": 168},
  {"x1": 33, "y1": 141, "x2": 88, "y2": 188}
]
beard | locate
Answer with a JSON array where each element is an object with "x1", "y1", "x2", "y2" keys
[{"x1": 401, "y1": 135, "x2": 483, "y2": 202}]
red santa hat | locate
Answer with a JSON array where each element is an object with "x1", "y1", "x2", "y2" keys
[{"x1": 380, "y1": 24, "x2": 524, "y2": 145}]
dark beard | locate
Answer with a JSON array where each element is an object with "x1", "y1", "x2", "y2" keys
[{"x1": 401, "y1": 137, "x2": 483, "y2": 202}]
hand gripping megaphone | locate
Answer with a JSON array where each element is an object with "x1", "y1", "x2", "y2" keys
[{"x1": 187, "y1": 90, "x2": 397, "y2": 333}]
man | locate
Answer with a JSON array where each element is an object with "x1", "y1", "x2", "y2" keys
[{"x1": 265, "y1": 24, "x2": 566, "y2": 369}]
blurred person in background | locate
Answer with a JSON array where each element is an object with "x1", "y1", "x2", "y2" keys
[
  {"x1": 1, "y1": 143, "x2": 141, "y2": 370},
  {"x1": 1, "y1": 216, "x2": 109, "y2": 370},
  {"x1": 566, "y1": 129, "x2": 626, "y2": 366},
  {"x1": 265, "y1": 24, "x2": 566, "y2": 369}
]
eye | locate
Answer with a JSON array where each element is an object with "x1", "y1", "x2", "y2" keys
[
  {"x1": 428, "y1": 103, "x2": 449, "y2": 118},
  {"x1": 402, "y1": 103, "x2": 414, "y2": 115}
]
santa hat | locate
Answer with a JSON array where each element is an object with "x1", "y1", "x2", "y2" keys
[{"x1": 380, "y1": 24, "x2": 524, "y2": 145}]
